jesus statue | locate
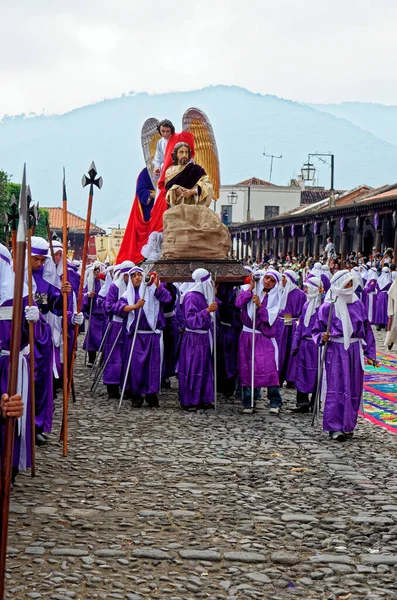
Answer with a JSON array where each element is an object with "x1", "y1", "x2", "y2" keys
[{"x1": 165, "y1": 142, "x2": 214, "y2": 207}]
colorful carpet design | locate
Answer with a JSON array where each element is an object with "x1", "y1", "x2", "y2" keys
[{"x1": 361, "y1": 351, "x2": 397, "y2": 434}]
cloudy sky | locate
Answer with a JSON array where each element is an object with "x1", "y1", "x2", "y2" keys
[{"x1": 1, "y1": 0, "x2": 395, "y2": 117}]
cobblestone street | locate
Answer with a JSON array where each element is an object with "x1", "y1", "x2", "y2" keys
[{"x1": 5, "y1": 330, "x2": 397, "y2": 600}]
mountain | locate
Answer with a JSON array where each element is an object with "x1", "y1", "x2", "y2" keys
[
  {"x1": 310, "y1": 102, "x2": 397, "y2": 147},
  {"x1": 1, "y1": 86, "x2": 397, "y2": 229}
]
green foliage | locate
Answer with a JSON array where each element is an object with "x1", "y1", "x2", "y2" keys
[
  {"x1": 0, "y1": 169, "x2": 49, "y2": 244},
  {"x1": 0, "y1": 169, "x2": 11, "y2": 245},
  {"x1": 36, "y1": 208, "x2": 49, "y2": 239}
]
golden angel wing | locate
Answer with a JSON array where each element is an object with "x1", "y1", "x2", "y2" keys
[
  {"x1": 141, "y1": 118, "x2": 161, "y2": 186},
  {"x1": 182, "y1": 107, "x2": 220, "y2": 199}
]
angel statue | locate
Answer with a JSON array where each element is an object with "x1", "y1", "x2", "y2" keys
[{"x1": 117, "y1": 108, "x2": 230, "y2": 264}]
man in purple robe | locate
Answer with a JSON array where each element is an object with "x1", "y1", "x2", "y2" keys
[
  {"x1": 375, "y1": 266, "x2": 392, "y2": 330},
  {"x1": 82, "y1": 263, "x2": 106, "y2": 366},
  {"x1": 277, "y1": 269, "x2": 306, "y2": 387},
  {"x1": 0, "y1": 243, "x2": 42, "y2": 475},
  {"x1": 312, "y1": 270, "x2": 376, "y2": 441},
  {"x1": 161, "y1": 282, "x2": 179, "y2": 388},
  {"x1": 102, "y1": 260, "x2": 135, "y2": 399},
  {"x1": 118, "y1": 267, "x2": 171, "y2": 408},
  {"x1": 28, "y1": 237, "x2": 76, "y2": 445},
  {"x1": 52, "y1": 240, "x2": 81, "y2": 297},
  {"x1": 217, "y1": 284, "x2": 241, "y2": 398},
  {"x1": 178, "y1": 268, "x2": 218, "y2": 411},
  {"x1": 236, "y1": 270, "x2": 282, "y2": 415},
  {"x1": 362, "y1": 267, "x2": 378, "y2": 324},
  {"x1": 291, "y1": 277, "x2": 322, "y2": 413}
]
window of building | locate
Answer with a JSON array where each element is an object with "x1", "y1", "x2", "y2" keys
[{"x1": 264, "y1": 206, "x2": 279, "y2": 219}]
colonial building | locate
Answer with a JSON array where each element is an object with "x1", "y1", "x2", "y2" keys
[
  {"x1": 215, "y1": 177, "x2": 301, "y2": 224},
  {"x1": 228, "y1": 183, "x2": 397, "y2": 262},
  {"x1": 47, "y1": 207, "x2": 105, "y2": 260}
]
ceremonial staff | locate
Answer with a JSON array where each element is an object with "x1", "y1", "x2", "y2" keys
[
  {"x1": 250, "y1": 275, "x2": 261, "y2": 411},
  {"x1": 212, "y1": 270, "x2": 218, "y2": 413},
  {"x1": 118, "y1": 273, "x2": 151, "y2": 412},
  {"x1": 5, "y1": 194, "x2": 18, "y2": 259},
  {"x1": 0, "y1": 165, "x2": 28, "y2": 600},
  {"x1": 311, "y1": 293, "x2": 337, "y2": 426},
  {"x1": 66, "y1": 163, "x2": 102, "y2": 422},
  {"x1": 26, "y1": 186, "x2": 38, "y2": 477},
  {"x1": 62, "y1": 170, "x2": 69, "y2": 457}
]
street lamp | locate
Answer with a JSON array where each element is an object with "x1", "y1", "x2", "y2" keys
[
  {"x1": 301, "y1": 162, "x2": 316, "y2": 181},
  {"x1": 228, "y1": 191, "x2": 238, "y2": 204},
  {"x1": 302, "y1": 153, "x2": 335, "y2": 208},
  {"x1": 228, "y1": 186, "x2": 251, "y2": 222}
]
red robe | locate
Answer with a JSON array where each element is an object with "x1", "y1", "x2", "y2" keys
[{"x1": 117, "y1": 132, "x2": 195, "y2": 264}]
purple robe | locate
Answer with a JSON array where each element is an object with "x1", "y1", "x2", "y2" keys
[
  {"x1": 235, "y1": 289, "x2": 279, "y2": 388},
  {"x1": 278, "y1": 288, "x2": 306, "y2": 385},
  {"x1": 120, "y1": 284, "x2": 171, "y2": 395},
  {"x1": 375, "y1": 282, "x2": 391, "y2": 327},
  {"x1": 362, "y1": 278, "x2": 378, "y2": 324},
  {"x1": 312, "y1": 300, "x2": 376, "y2": 433},
  {"x1": 82, "y1": 279, "x2": 106, "y2": 352},
  {"x1": 178, "y1": 292, "x2": 214, "y2": 406},
  {"x1": 67, "y1": 263, "x2": 81, "y2": 297},
  {"x1": 321, "y1": 274, "x2": 331, "y2": 293},
  {"x1": 291, "y1": 302, "x2": 320, "y2": 394},
  {"x1": 137, "y1": 167, "x2": 155, "y2": 222},
  {"x1": 0, "y1": 297, "x2": 33, "y2": 470},
  {"x1": 162, "y1": 283, "x2": 179, "y2": 380},
  {"x1": 102, "y1": 283, "x2": 127, "y2": 386},
  {"x1": 217, "y1": 284, "x2": 241, "y2": 380},
  {"x1": 33, "y1": 268, "x2": 63, "y2": 433}
]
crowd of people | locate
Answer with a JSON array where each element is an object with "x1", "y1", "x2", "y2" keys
[
  {"x1": 2, "y1": 235, "x2": 397, "y2": 488},
  {"x1": 81, "y1": 240, "x2": 394, "y2": 444}
]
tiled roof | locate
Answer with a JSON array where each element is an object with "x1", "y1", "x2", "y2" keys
[
  {"x1": 235, "y1": 177, "x2": 276, "y2": 187},
  {"x1": 47, "y1": 207, "x2": 105, "y2": 233},
  {"x1": 301, "y1": 189, "x2": 333, "y2": 205}
]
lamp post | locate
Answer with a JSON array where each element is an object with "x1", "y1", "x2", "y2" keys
[
  {"x1": 227, "y1": 187, "x2": 251, "y2": 222},
  {"x1": 227, "y1": 191, "x2": 238, "y2": 205},
  {"x1": 301, "y1": 153, "x2": 335, "y2": 208}
]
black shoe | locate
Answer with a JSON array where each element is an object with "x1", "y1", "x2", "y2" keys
[
  {"x1": 131, "y1": 394, "x2": 144, "y2": 408},
  {"x1": 203, "y1": 403, "x2": 214, "y2": 410},
  {"x1": 35, "y1": 433, "x2": 48, "y2": 446},
  {"x1": 181, "y1": 405, "x2": 197, "y2": 412},
  {"x1": 329, "y1": 431, "x2": 346, "y2": 441},
  {"x1": 286, "y1": 382, "x2": 295, "y2": 389},
  {"x1": 291, "y1": 406, "x2": 310, "y2": 414},
  {"x1": 388, "y1": 343, "x2": 394, "y2": 350},
  {"x1": 145, "y1": 394, "x2": 159, "y2": 407},
  {"x1": 107, "y1": 385, "x2": 120, "y2": 400},
  {"x1": 161, "y1": 378, "x2": 171, "y2": 389}
]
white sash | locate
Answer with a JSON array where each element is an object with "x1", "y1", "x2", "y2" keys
[{"x1": 2, "y1": 346, "x2": 30, "y2": 470}]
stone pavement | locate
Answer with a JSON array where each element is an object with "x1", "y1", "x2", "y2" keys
[{"x1": 5, "y1": 328, "x2": 397, "y2": 600}]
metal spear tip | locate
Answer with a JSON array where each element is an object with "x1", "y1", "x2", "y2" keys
[
  {"x1": 96, "y1": 176, "x2": 103, "y2": 190},
  {"x1": 88, "y1": 161, "x2": 97, "y2": 179},
  {"x1": 17, "y1": 164, "x2": 28, "y2": 240}
]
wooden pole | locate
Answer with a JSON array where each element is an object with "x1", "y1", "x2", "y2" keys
[
  {"x1": 0, "y1": 165, "x2": 28, "y2": 600},
  {"x1": 65, "y1": 162, "x2": 102, "y2": 427},
  {"x1": 62, "y1": 173, "x2": 69, "y2": 457},
  {"x1": 26, "y1": 228, "x2": 37, "y2": 477}
]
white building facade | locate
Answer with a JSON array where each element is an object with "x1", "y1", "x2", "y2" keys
[{"x1": 214, "y1": 178, "x2": 302, "y2": 225}]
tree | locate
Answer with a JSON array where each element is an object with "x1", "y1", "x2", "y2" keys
[{"x1": 0, "y1": 169, "x2": 50, "y2": 244}]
